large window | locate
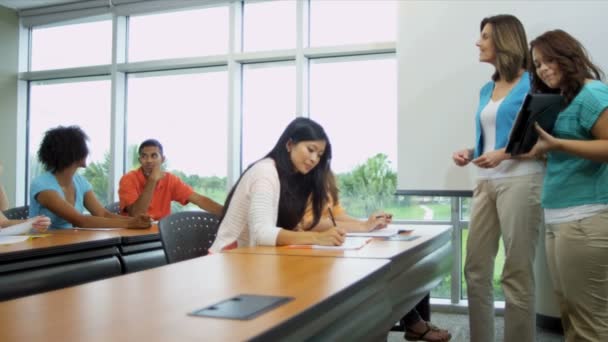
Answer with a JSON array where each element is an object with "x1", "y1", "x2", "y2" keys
[
  {"x1": 28, "y1": 78, "x2": 111, "y2": 204},
  {"x1": 31, "y1": 19, "x2": 112, "y2": 71},
  {"x1": 309, "y1": 0, "x2": 396, "y2": 47},
  {"x1": 241, "y1": 62, "x2": 296, "y2": 168},
  {"x1": 243, "y1": 0, "x2": 296, "y2": 51},
  {"x1": 310, "y1": 54, "x2": 397, "y2": 218},
  {"x1": 19, "y1": 0, "x2": 487, "y2": 307},
  {"x1": 128, "y1": 6, "x2": 229, "y2": 62},
  {"x1": 126, "y1": 68, "x2": 229, "y2": 207}
]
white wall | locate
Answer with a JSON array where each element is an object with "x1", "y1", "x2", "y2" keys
[
  {"x1": 0, "y1": 6, "x2": 20, "y2": 205},
  {"x1": 397, "y1": 1, "x2": 608, "y2": 194}
]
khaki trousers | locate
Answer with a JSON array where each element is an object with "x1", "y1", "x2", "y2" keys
[
  {"x1": 465, "y1": 173, "x2": 543, "y2": 342},
  {"x1": 546, "y1": 209, "x2": 608, "y2": 342}
]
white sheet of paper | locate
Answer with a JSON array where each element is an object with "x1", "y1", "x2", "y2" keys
[
  {"x1": 0, "y1": 235, "x2": 30, "y2": 245},
  {"x1": 311, "y1": 237, "x2": 371, "y2": 250},
  {"x1": 73, "y1": 227, "x2": 125, "y2": 231},
  {"x1": 388, "y1": 224, "x2": 415, "y2": 233},
  {"x1": 0, "y1": 220, "x2": 32, "y2": 236},
  {"x1": 346, "y1": 227, "x2": 399, "y2": 238}
]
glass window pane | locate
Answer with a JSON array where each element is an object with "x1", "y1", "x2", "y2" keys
[
  {"x1": 129, "y1": 6, "x2": 229, "y2": 62},
  {"x1": 31, "y1": 20, "x2": 112, "y2": 71},
  {"x1": 461, "y1": 197, "x2": 472, "y2": 221},
  {"x1": 243, "y1": 0, "x2": 296, "y2": 52},
  {"x1": 310, "y1": 0, "x2": 396, "y2": 47},
  {"x1": 310, "y1": 55, "x2": 396, "y2": 218},
  {"x1": 431, "y1": 274, "x2": 452, "y2": 300},
  {"x1": 126, "y1": 68, "x2": 229, "y2": 208},
  {"x1": 242, "y1": 62, "x2": 296, "y2": 168},
  {"x1": 394, "y1": 196, "x2": 452, "y2": 221},
  {"x1": 28, "y1": 78, "x2": 111, "y2": 204}
]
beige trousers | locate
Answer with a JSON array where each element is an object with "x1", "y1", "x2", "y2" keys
[
  {"x1": 546, "y1": 209, "x2": 608, "y2": 342},
  {"x1": 465, "y1": 173, "x2": 543, "y2": 342}
]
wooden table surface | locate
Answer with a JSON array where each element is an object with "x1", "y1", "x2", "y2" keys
[
  {"x1": 228, "y1": 225, "x2": 452, "y2": 260},
  {"x1": 0, "y1": 225, "x2": 160, "y2": 256},
  {"x1": 227, "y1": 225, "x2": 453, "y2": 326},
  {"x1": 0, "y1": 253, "x2": 391, "y2": 342},
  {"x1": 0, "y1": 229, "x2": 120, "y2": 261}
]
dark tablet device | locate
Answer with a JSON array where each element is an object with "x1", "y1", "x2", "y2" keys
[{"x1": 506, "y1": 93, "x2": 564, "y2": 155}]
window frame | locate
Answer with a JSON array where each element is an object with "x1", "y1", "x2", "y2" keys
[{"x1": 15, "y1": 0, "x2": 480, "y2": 308}]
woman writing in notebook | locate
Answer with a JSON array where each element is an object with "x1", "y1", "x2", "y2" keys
[
  {"x1": 30, "y1": 126, "x2": 151, "y2": 229},
  {"x1": 451, "y1": 15, "x2": 544, "y2": 342},
  {"x1": 209, "y1": 117, "x2": 345, "y2": 253},
  {"x1": 527, "y1": 30, "x2": 608, "y2": 341}
]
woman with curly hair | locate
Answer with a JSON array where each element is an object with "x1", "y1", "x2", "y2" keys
[{"x1": 30, "y1": 126, "x2": 151, "y2": 229}]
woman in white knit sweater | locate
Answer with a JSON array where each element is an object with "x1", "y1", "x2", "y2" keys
[{"x1": 209, "y1": 117, "x2": 345, "y2": 253}]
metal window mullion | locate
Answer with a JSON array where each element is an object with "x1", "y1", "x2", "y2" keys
[
  {"x1": 295, "y1": 0, "x2": 309, "y2": 118},
  {"x1": 450, "y1": 197, "x2": 463, "y2": 304},
  {"x1": 226, "y1": 0, "x2": 244, "y2": 189},
  {"x1": 16, "y1": 21, "x2": 31, "y2": 206},
  {"x1": 108, "y1": 14, "x2": 128, "y2": 204}
]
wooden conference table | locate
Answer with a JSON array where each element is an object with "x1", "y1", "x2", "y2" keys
[
  {"x1": 228, "y1": 225, "x2": 453, "y2": 328},
  {"x1": 0, "y1": 253, "x2": 392, "y2": 342},
  {"x1": 0, "y1": 226, "x2": 166, "y2": 301}
]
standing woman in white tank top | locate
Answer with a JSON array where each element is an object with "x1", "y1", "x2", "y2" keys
[{"x1": 452, "y1": 15, "x2": 544, "y2": 342}]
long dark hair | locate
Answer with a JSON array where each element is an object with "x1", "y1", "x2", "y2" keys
[
  {"x1": 481, "y1": 14, "x2": 529, "y2": 82},
  {"x1": 220, "y1": 117, "x2": 332, "y2": 230},
  {"x1": 529, "y1": 29, "x2": 604, "y2": 104}
]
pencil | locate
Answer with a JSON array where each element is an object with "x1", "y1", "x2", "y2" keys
[{"x1": 328, "y1": 207, "x2": 337, "y2": 227}]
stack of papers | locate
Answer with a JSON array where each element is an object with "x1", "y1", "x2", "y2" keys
[
  {"x1": 347, "y1": 227, "x2": 399, "y2": 238},
  {"x1": 0, "y1": 235, "x2": 30, "y2": 245},
  {"x1": 73, "y1": 227, "x2": 125, "y2": 231},
  {"x1": 286, "y1": 237, "x2": 372, "y2": 251},
  {"x1": 0, "y1": 220, "x2": 50, "y2": 245},
  {"x1": 0, "y1": 221, "x2": 33, "y2": 236},
  {"x1": 346, "y1": 226, "x2": 414, "y2": 238}
]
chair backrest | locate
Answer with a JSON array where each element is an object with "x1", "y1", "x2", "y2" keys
[
  {"x1": 158, "y1": 211, "x2": 220, "y2": 264},
  {"x1": 3, "y1": 205, "x2": 30, "y2": 220},
  {"x1": 104, "y1": 201, "x2": 121, "y2": 214}
]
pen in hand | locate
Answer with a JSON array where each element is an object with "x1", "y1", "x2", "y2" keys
[{"x1": 328, "y1": 207, "x2": 337, "y2": 227}]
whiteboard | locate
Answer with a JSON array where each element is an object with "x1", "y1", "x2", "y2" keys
[{"x1": 397, "y1": 1, "x2": 608, "y2": 195}]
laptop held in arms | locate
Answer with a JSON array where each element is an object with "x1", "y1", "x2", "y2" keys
[{"x1": 506, "y1": 93, "x2": 564, "y2": 155}]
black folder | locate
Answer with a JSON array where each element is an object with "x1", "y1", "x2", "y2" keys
[{"x1": 505, "y1": 93, "x2": 564, "y2": 155}]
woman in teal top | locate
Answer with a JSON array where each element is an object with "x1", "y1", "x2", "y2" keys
[
  {"x1": 528, "y1": 30, "x2": 608, "y2": 341},
  {"x1": 30, "y1": 126, "x2": 152, "y2": 230}
]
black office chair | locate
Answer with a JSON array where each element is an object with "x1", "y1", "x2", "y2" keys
[
  {"x1": 158, "y1": 211, "x2": 220, "y2": 264},
  {"x1": 3, "y1": 205, "x2": 29, "y2": 220},
  {"x1": 104, "y1": 201, "x2": 121, "y2": 214}
]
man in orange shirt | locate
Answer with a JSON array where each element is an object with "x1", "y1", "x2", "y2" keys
[{"x1": 118, "y1": 139, "x2": 223, "y2": 221}]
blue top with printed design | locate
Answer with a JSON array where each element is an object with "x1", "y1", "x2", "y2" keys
[{"x1": 542, "y1": 80, "x2": 608, "y2": 208}]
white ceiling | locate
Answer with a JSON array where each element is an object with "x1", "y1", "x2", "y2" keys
[{"x1": 0, "y1": 0, "x2": 84, "y2": 11}]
